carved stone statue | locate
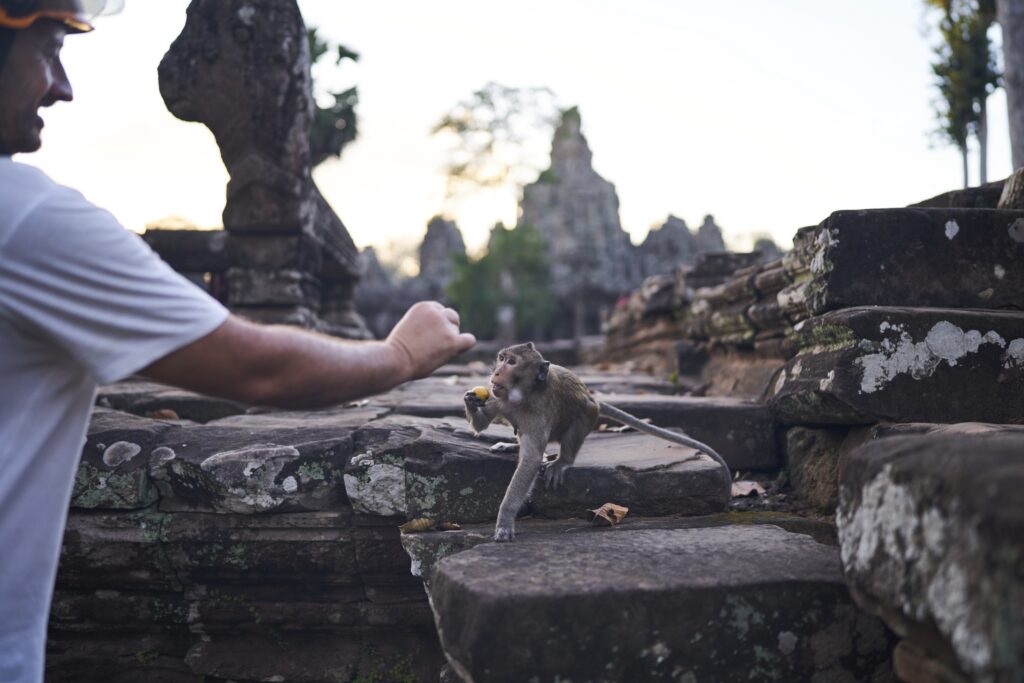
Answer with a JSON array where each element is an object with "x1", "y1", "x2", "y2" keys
[{"x1": 158, "y1": 0, "x2": 369, "y2": 338}]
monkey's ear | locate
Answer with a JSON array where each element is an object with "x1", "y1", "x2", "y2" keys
[
  {"x1": 536, "y1": 361, "x2": 550, "y2": 383},
  {"x1": 526, "y1": 341, "x2": 536, "y2": 350}
]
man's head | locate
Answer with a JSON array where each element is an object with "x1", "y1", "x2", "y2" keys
[{"x1": 0, "y1": 0, "x2": 121, "y2": 155}]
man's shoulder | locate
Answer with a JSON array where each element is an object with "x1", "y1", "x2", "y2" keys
[{"x1": 0, "y1": 156, "x2": 61, "y2": 193}]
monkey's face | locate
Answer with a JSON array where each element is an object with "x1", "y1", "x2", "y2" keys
[{"x1": 490, "y1": 342, "x2": 547, "y2": 403}]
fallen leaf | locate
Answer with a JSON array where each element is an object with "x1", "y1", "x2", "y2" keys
[
  {"x1": 398, "y1": 518, "x2": 436, "y2": 533},
  {"x1": 731, "y1": 481, "x2": 766, "y2": 498},
  {"x1": 146, "y1": 409, "x2": 180, "y2": 420},
  {"x1": 438, "y1": 521, "x2": 461, "y2": 531},
  {"x1": 587, "y1": 502, "x2": 629, "y2": 526}
]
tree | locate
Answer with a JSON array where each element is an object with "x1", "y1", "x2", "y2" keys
[
  {"x1": 998, "y1": 0, "x2": 1024, "y2": 169},
  {"x1": 447, "y1": 224, "x2": 554, "y2": 340},
  {"x1": 927, "y1": 0, "x2": 1001, "y2": 186},
  {"x1": 307, "y1": 28, "x2": 360, "y2": 167},
  {"x1": 432, "y1": 82, "x2": 559, "y2": 201}
]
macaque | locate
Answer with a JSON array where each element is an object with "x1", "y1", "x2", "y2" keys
[{"x1": 464, "y1": 342, "x2": 732, "y2": 542}]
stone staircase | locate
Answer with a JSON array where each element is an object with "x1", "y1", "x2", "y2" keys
[{"x1": 52, "y1": 205, "x2": 1024, "y2": 682}]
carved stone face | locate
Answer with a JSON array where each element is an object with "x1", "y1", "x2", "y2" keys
[{"x1": 157, "y1": 0, "x2": 312, "y2": 173}]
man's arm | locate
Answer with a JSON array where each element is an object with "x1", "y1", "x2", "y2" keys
[{"x1": 142, "y1": 301, "x2": 476, "y2": 409}]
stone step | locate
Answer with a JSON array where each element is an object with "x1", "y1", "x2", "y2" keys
[
  {"x1": 343, "y1": 417, "x2": 730, "y2": 523},
  {"x1": 372, "y1": 372, "x2": 779, "y2": 471},
  {"x1": 593, "y1": 393, "x2": 779, "y2": 470},
  {"x1": 768, "y1": 306, "x2": 1024, "y2": 425},
  {"x1": 838, "y1": 427, "x2": 1024, "y2": 683},
  {"x1": 405, "y1": 514, "x2": 894, "y2": 683},
  {"x1": 780, "y1": 208, "x2": 1024, "y2": 321}
]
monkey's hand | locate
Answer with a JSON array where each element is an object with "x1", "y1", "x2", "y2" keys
[{"x1": 464, "y1": 390, "x2": 487, "y2": 410}]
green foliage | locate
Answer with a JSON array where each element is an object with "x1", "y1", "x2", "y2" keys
[
  {"x1": 447, "y1": 224, "x2": 555, "y2": 340},
  {"x1": 307, "y1": 28, "x2": 359, "y2": 167},
  {"x1": 926, "y1": 0, "x2": 1000, "y2": 178},
  {"x1": 433, "y1": 82, "x2": 559, "y2": 199}
]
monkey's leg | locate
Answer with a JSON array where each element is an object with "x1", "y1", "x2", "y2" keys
[
  {"x1": 543, "y1": 422, "x2": 589, "y2": 490},
  {"x1": 494, "y1": 433, "x2": 546, "y2": 542}
]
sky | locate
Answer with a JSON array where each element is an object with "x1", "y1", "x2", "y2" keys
[{"x1": 24, "y1": 1, "x2": 1014, "y2": 264}]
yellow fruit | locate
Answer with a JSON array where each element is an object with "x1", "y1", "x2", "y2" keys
[{"x1": 471, "y1": 386, "x2": 490, "y2": 401}]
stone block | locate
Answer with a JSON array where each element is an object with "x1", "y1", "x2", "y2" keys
[
  {"x1": 837, "y1": 429, "x2": 1024, "y2": 683},
  {"x1": 429, "y1": 519, "x2": 894, "y2": 682},
  {"x1": 45, "y1": 632, "x2": 194, "y2": 683},
  {"x1": 226, "y1": 267, "x2": 321, "y2": 306},
  {"x1": 777, "y1": 208, "x2": 1024, "y2": 321},
  {"x1": 592, "y1": 394, "x2": 780, "y2": 470},
  {"x1": 228, "y1": 233, "x2": 323, "y2": 272},
  {"x1": 342, "y1": 418, "x2": 729, "y2": 524},
  {"x1": 769, "y1": 306, "x2": 1024, "y2": 425}
]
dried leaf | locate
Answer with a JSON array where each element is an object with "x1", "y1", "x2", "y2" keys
[
  {"x1": 607, "y1": 424, "x2": 633, "y2": 433},
  {"x1": 731, "y1": 481, "x2": 766, "y2": 498},
  {"x1": 398, "y1": 518, "x2": 436, "y2": 533},
  {"x1": 587, "y1": 502, "x2": 629, "y2": 526},
  {"x1": 438, "y1": 521, "x2": 461, "y2": 531},
  {"x1": 146, "y1": 409, "x2": 180, "y2": 420}
]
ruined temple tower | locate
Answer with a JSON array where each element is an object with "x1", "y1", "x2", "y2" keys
[{"x1": 519, "y1": 107, "x2": 640, "y2": 339}]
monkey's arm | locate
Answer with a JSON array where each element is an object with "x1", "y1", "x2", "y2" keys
[
  {"x1": 494, "y1": 429, "x2": 547, "y2": 542},
  {"x1": 598, "y1": 402, "x2": 732, "y2": 490},
  {"x1": 464, "y1": 392, "x2": 500, "y2": 433}
]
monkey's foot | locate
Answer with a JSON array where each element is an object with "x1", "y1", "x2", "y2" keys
[
  {"x1": 542, "y1": 460, "x2": 569, "y2": 490},
  {"x1": 493, "y1": 525, "x2": 515, "y2": 542},
  {"x1": 490, "y1": 442, "x2": 519, "y2": 454}
]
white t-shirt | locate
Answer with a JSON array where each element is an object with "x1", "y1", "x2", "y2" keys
[{"x1": 0, "y1": 158, "x2": 228, "y2": 682}]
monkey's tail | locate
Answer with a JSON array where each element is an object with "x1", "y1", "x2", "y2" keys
[{"x1": 597, "y1": 402, "x2": 732, "y2": 490}]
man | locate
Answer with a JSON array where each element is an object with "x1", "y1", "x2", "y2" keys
[{"x1": 0, "y1": 2, "x2": 475, "y2": 680}]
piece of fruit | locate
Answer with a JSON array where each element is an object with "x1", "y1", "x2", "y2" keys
[{"x1": 471, "y1": 386, "x2": 490, "y2": 401}]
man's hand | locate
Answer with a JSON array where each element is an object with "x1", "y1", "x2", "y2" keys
[{"x1": 386, "y1": 301, "x2": 476, "y2": 380}]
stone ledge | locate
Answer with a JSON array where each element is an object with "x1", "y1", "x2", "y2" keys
[
  {"x1": 838, "y1": 428, "x2": 1024, "y2": 683},
  {"x1": 427, "y1": 517, "x2": 893, "y2": 683}
]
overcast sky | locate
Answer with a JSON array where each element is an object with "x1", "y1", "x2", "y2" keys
[{"x1": 23, "y1": 1, "x2": 1013, "y2": 261}]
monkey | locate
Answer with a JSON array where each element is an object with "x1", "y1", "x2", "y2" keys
[{"x1": 464, "y1": 342, "x2": 732, "y2": 542}]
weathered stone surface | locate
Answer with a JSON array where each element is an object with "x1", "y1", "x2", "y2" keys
[
  {"x1": 343, "y1": 419, "x2": 728, "y2": 524},
  {"x1": 838, "y1": 429, "x2": 1024, "y2": 683},
  {"x1": 783, "y1": 426, "x2": 872, "y2": 513},
  {"x1": 430, "y1": 520, "x2": 894, "y2": 683},
  {"x1": 909, "y1": 179, "x2": 1005, "y2": 209},
  {"x1": 778, "y1": 209, "x2": 1024, "y2": 320},
  {"x1": 592, "y1": 394, "x2": 780, "y2": 470},
  {"x1": 228, "y1": 233, "x2": 324, "y2": 272},
  {"x1": 401, "y1": 513, "x2": 839, "y2": 588},
  {"x1": 147, "y1": 415, "x2": 358, "y2": 514},
  {"x1": 72, "y1": 409, "x2": 173, "y2": 510},
  {"x1": 226, "y1": 267, "x2": 321, "y2": 306},
  {"x1": 98, "y1": 380, "x2": 248, "y2": 423},
  {"x1": 769, "y1": 306, "x2": 1024, "y2": 425}
]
